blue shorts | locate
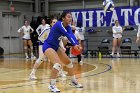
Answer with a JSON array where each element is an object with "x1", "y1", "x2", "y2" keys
[
  {"x1": 42, "y1": 42, "x2": 59, "y2": 53},
  {"x1": 39, "y1": 41, "x2": 44, "y2": 45}
]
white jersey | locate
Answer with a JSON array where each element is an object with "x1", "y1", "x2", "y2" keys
[
  {"x1": 76, "y1": 27, "x2": 85, "y2": 40},
  {"x1": 112, "y1": 25, "x2": 123, "y2": 38},
  {"x1": 38, "y1": 26, "x2": 50, "y2": 43},
  {"x1": 36, "y1": 24, "x2": 50, "y2": 35},
  {"x1": 74, "y1": 30, "x2": 81, "y2": 40},
  {"x1": 17, "y1": 25, "x2": 34, "y2": 39},
  {"x1": 38, "y1": 26, "x2": 65, "y2": 50},
  {"x1": 137, "y1": 25, "x2": 140, "y2": 38}
]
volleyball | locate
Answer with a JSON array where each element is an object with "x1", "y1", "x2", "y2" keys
[{"x1": 103, "y1": 0, "x2": 114, "y2": 12}]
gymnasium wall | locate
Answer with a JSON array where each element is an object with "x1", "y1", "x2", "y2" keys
[
  {"x1": 49, "y1": 0, "x2": 129, "y2": 15},
  {"x1": 0, "y1": 1, "x2": 35, "y2": 54}
]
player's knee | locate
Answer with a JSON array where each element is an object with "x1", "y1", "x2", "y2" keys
[
  {"x1": 24, "y1": 46, "x2": 28, "y2": 50},
  {"x1": 66, "y1": 61, "x2": 73, "y2": 68},
  {"x1": 53, "y1": 63, "x2": 62, "y2": 71},
  {"x1": 30, "y1": 46, "x2": 33, "y2": 50}
]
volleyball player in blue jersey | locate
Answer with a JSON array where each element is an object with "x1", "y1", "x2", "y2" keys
[{"x1": 43, "y1": 12, "x2": 83, "y2": 92}]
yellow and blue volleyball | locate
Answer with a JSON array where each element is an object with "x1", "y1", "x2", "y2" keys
[{"x1": 103, "y1": 0, "x2": 115, "y2": 12}]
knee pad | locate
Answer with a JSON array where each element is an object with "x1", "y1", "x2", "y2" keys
[
  {"x1": 66, "y1": 61, "x2": 73, "y2": 68},
  {"x1": 24, "y1": 46, "x2": 28, "y2": 50},
  {"x1": 36, "y1": 58, "x2": 43, "y2": 64},
  {"x1": 53, "y1": 63, "x2": 62, "y2": 71}
]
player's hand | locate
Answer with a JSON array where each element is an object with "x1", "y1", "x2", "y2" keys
[{"x1": 73, "y1": 45, "x2": 82, "y2": 52}]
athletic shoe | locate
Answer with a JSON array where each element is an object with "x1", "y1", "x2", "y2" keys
[
  {"x1": 110, "y1": 54, "x2": 114, "y2": 58},
  {"x1": 29, "y1": 74, "x2": 37, "y2": 80},
  {"x1": 26, "y1": 56, "x2": 30, "y2": 59},
  {"x1": 48, "y1": 84, "x2": 60, "y2": 92},
  {"x1": 70, "y1": 81, "x2": 83, "y2": 88},
  {"x1": 117, "y1": 53, "x2": 120, "y2": 58},
  {"x1": 79, "y1": 61, "x2": 83, "y2": 65}
]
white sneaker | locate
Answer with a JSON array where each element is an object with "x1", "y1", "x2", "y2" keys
[
  {"x1": 71, "y1": 81, "x2": 83, "y2": 88},
  {"x1": 29, "y1": 74, "x2": 37, "y2": 80},
  {"x1": 26, "y1": 56, "x2": 30, "y2": 59},
  {"x1": 79, "y1": 61, "x2": 83, "y2": 65},
  {"x1": 48, "y1": 84, "x2": 60, "y2": 92},
  {"x1": 117, "y1": 53, "x2": 120, "y2": 58},
  {"x1": 110, "y1": 54, "x2": 114, "y2": 58}
]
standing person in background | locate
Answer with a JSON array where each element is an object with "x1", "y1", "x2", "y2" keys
[
  {"x1": 17, "y1": 20, "x2": 36, "y2": 59},
  {"x1": 110, "y1": 20, "x2": 123, "y2": 58},
  {"x1": 43, "y1": 12, "x2": 83, "y2": 92},
  {"x1": 136, "y1": 25, "x2": 140, "y2": 43},
  {"x1": 76, "y1": 21, "x2": 85, "y2": 55},
  {"x1": 36, "y1": 18, "x2": 50, "y2": 35},
  {"x1": 71, "y1": 25, "x2": 83, "y2": 65}
]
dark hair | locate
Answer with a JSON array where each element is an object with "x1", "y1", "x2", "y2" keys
[
  {"x1": 50, "y1": 18, "x2": 57, "y2": 24},
  {"x1": 41, "y1": 18, "x2": 46, "y2": 23},
  {"x1": 59, "y1": 11, "x2": 71, "y2": 21},
  {"x1": 115, "y1": 20, "x2": 119, "y2": 23}
]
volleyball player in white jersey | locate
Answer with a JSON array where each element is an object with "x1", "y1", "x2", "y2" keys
[
  {"x1": 110, "y1": 20, "x2": 123, "y2": 57},
  {"x1": 136, "y1": 25, "x2": 140, "y2": 43},
  {"x1": 70, "y1": 25, "x2": 83, "y2": 65},
  {"x1": 17, "y1": 20, "x2": 36, "y2": 59},
  {"x1": 29, "y1": 18, "x2": 66, "y2": 80},
  {"x1": 36, "y1": 18, "x2": 50, "y2": 35},
  {"x1": 76, "y1": 22, "x2": 85, "y2": 54}
]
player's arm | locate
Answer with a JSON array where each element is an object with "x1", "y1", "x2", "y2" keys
[
  {"x1": 119, "y1": 26, "x2": 123, "y2": 34},
  {"x1": 38, "y1": 27, "x2": 50, "y2": 43},
  {"x1": 17, "y1": 26, "x2": 24, "y2": 35},
  {"x1": 29, "y1": 26, "x2": 34, "y2": 33},
  {"x1": 17, "y1": 26, "x2": 23, "y2": 33},
  {"x1": 58, "y1": 22, "x2": 78, "y2": 46},
  {"x1": 112, "y1": 26, "x2": 117, "y2": 34},
  {"x1": 36, "y1": 25, "x2": 41, "y2": 35},
  {"x1": 59, "y1": 39, "x2": 66, "y2": 52},
  {"x1": 75, "y1": 31, "x2": 81, "y2": 44}
]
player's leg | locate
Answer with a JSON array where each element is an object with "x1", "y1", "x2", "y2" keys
[
  {"x1": 117, "y1": 38, "x2": 122, "y2": 57},
  {"x1": 44, "y1": 48, "x2": 64, "y2": 92},
  {"x1": 29, "y1": 45, "x2": 44, "y2": 80},
  {"x1": 28, "y1": 40, "x2": 36, "y2": 59},
  {"x1": 77, "y1": 54, "x2": 83, "y2": 65},
  {"x1": 23, "y1": 39, "x2": 29, "y2": 59},
  {"x1": 81, "y1": 40, "x2": 84, "y2": 54},
  {"x1": 111, "y1": 38, "x2": 117, "y2": 57},
  {"x1": 57, "y1": 48, "x2": 83, "y2": 88}
]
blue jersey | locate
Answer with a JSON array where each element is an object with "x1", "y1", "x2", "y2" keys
[{"x1": 43, "y1": 21, "x2": 78, "y2": 52}]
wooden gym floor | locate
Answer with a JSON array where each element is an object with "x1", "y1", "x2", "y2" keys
[{"x1": 0, "y1": 54, "x2": 140, "y2": 93}]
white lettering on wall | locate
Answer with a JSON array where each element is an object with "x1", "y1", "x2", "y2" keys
[
  {"x1": 121, "y1": 9, "x2": 132, "y2": 26},
  {"x1": 71, "y1": 12, "x2": 80, "y2": 26},
  {"x1": 134, "y1": 8, "x2": 140, "y2": 25},
  {"x1": 81, "y1": 11, "x2": 94, "y2": 27},
  {"x1": 96, "y1": 10, "x2": 106, "y2": 27},
  {"x1": 110, "y1": 10, "x2": 118, "y2": 26}
]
